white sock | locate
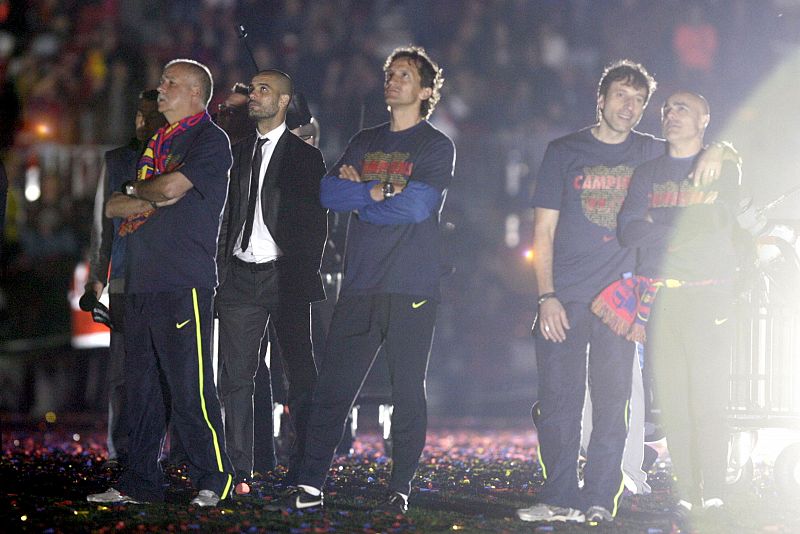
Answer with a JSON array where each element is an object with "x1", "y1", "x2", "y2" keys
[
  {"x1": 703, "y1": 497, "x2": 724, "y2": 509},
  {"x1": 298, "y1": 484, "x2": 321, "y2": 497},
  {"x1": 678, "y1": 499, "x2": 693, "y2": 511}
]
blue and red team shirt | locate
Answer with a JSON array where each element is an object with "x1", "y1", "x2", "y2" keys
[{"x1": 125, "y1": 121, "x2": 232, "y2": 293}]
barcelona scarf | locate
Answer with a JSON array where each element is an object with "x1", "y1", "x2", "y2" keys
[
  {"x1": 591, "y1": 275, "x2": 724, "y2": 343},
  {"x1": 118, "y1": 111, "x2": 211, "y2": 236}
]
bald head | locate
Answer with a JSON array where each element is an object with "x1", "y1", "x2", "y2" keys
[
  {"x1": 255, "y1": 69, "x2": 293, "y2": 101},
  {"x1": 662, "y1": 91, "x2": 710, "y2": 155},
  {"x1": 165, "y1": 59, "x2": 214, "y2": 106}
]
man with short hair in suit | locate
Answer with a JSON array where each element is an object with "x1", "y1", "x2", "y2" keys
[{"x1": 215, "y1": 69, "x2": 327, "y2": 495}]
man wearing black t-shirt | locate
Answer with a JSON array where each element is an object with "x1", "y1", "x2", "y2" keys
[
  {"x1": 518, "y1": 61, "x2": 730, "y2": 524},
  {"x1": 617, "y1": 91, "x2": 739, "y2": 520},
  {"x1": 87, "y1": 59, "x2": 234, "y2": 508},
  {"x1": 269, "y1": 46, "x2": 455, "y2": 514}
]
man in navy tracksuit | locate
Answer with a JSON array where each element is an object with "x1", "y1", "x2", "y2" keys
[
  {"x1": 269, "y1": 46, "x2": 455, "y2": 514},
  {"x1": 87, "y1": 59, "x2": 234, "y2": 507}
]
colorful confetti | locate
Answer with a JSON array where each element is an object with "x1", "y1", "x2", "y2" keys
[{"x1": 0, "y1": 421, "x2": 797, "y2": 533}]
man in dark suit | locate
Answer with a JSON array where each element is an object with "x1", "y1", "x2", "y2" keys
[{"x1": 215, "y1": 69, "x2": 327, "y2": 495}]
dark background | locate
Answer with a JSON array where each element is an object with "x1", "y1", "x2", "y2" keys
[{"x1": 2, "y1": 0, "x2": 799, "y2": 420}]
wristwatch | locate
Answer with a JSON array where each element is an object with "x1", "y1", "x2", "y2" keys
[
  {"x1": 382, "y1": 182, "x2": 395, "y2": 199},
  {"x1": 122, "y1": 180, "x2": 137, "y2": 197}
]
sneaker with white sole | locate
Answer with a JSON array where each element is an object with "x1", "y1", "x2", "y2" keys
[
  {"x1": 265, "y1": 487, "x2": 323, "y2": 512},
  {"x1": 702, "y1": 497, "x2": 724, "y2": 510},
  {"x1": 517, "y1": 502, "x2": 585, "y2": 523},
  {"x1": 585, "y1": 505, "x2": 614, "y2": 522},
  {"x1": 379, "y1": 491, "x2": 409, "y2": 514},
  {"x1": 190, "y1": 489, "x2": 221, "y2": 507},
  {"x1": 87, "y1": 487, "x2": 144, "y2": 504}
]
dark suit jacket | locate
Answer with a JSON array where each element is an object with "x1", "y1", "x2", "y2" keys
[{"x1": 217, "y1": 129, "x2": 327, "y2": 303}]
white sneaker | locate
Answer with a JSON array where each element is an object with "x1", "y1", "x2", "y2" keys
[
  {"x1": 87, "y1": 487, "x2": 143, "y2": 504},
  {"x1": 190, "y1": 489, "x2": 221, "y2": 507},
  {"x1": 703, "y1": 497, "x2": 724, "y2": 510},
  {"x1": 516, "y1": 502, "x2": 585, "y2": 523}
]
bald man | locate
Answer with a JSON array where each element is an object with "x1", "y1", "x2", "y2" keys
[
  {"x1": 88, "y1": 59, "x2": 234, "y2": 507},
  {"x1": 215, "y1": 70, "x2": 327, "y2": 494},
  {"x1": 616, "y1": 91, "x2": 740, "y2": 521}
]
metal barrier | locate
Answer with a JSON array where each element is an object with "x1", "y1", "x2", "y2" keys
[{"x1": 730, "y1": 303, "x2": 800, "y2": 425}]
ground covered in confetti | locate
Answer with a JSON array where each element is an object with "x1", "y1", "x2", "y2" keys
[{"x1": 1, "y1": 417, "x2": 798, "y2": 533}]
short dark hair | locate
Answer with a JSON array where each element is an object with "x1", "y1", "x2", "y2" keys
[
  {"x1": 254, "y1": 69, "x2": 294, "y2": 103},
  {"x1": 384, "y1": 45, "x2": 444, "y2": 119},
  {"x1": 597, "y1": 59, "x2": 657, "y2": 106},
  {"x1": 165, "y1": 59, "x2": 214, "y2": 106},
  {"x1": 139, "y1": 89, "x2": 159, "y2": 102}
]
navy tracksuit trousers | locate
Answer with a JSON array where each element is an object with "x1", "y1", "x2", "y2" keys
[
  {"x1": 648, "y1": 287, "x2": 732, "y2": 506},
  {"x1": 534, "y1": 301, "x2": 634, "y2": 514},
  {"x1": 117, "y1": 289, "x2": 234, "y2": 502},
  {"x1": 298, "y1": 293, "x2": 437, "y2": 495}
]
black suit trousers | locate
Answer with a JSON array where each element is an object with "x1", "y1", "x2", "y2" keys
[{"x1": 216, "y1": 259, "x2": 318, "y2": 479}]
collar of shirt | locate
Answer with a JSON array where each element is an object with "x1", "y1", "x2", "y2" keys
[{"x1": 256, "y1": 122, "x2": 287, "y2": 143}]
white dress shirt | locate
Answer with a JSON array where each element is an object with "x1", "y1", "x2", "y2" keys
[{"x1": 233, "y1": 123, "x2": 287, "y2": 263}]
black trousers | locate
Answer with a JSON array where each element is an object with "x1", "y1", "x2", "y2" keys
[
  {"x1": 216, "y1": 260, "x2": 317, "y2": 480},
  {"x1": 298, "y1": 293, "x2": 437, "y2": 495},
  {"x1": 106, "y1": 292, "x2": 129, "y2": 461},
  {"x1": 648, "y1": 287, "x2": 732, "y2": 505},
  {"x1": 117, "y1": 289, "x2": 234, "y2": 502},
  {"x1": 534, "y1": 302, "x2": 634, "y2": 514}
]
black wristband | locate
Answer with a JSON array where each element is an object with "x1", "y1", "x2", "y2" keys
[
  {"x1": 149, "y1": 200, "x2": 158, "y2": 210},
  {"x1": 537, "y1": 292, "x2": 557, "y2": 305}
]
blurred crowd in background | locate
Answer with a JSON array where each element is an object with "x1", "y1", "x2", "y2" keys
[{"x1": 1, "y1": 0, "x2": 799, "y2": 418}]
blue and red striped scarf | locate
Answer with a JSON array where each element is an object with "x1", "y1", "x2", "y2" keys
[{"x1": 118, "y1": 111, "x2": 210, "y2": 236}]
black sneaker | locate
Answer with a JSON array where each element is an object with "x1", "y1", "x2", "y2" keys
[
  {"x1": 265, "y1": 487, "x2": 323, "y2": 512},
  {"x1": 379, "y1": 491, "x2": 409, "y2": 514}
]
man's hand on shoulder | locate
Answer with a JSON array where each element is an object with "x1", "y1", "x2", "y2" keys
[{"x1": 690, "y1": 142, "x2": 739, "y2": 187}]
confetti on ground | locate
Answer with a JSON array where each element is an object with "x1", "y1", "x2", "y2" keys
[{"x1": 1, "y1": 418, "x2": 797, "y2": 533}]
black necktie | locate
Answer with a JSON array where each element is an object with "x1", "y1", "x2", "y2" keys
[{"x1": 241, "y1": 136, "x2": 268, "y2": 251}]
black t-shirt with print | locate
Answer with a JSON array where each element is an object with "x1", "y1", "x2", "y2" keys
[
  {"x1": 333, "y1": 121, "x2": 455, "y2": 300},
  {"x1": 532, "y1": 127, "x2": 664, "y2": 303}
]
